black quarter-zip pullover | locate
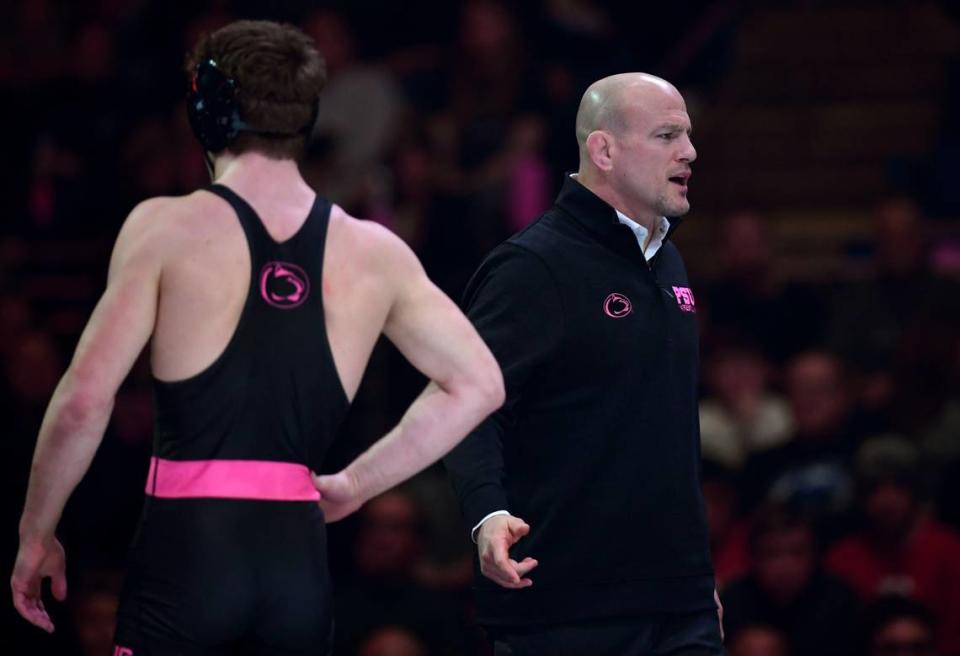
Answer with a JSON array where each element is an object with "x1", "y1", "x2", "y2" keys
[{"x1": 444, "y1": 175, "x2": 715, "y2": 626}]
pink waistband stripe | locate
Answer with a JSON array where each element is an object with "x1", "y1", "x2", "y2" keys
[{"x1": 145, "y1": 457, "x2": 321, "y2": 501}]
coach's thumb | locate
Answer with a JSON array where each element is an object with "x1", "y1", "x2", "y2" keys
[
  {"x1": 51, "y1": 573, "x2": 67, "y2": 602},
  {"x1": 508, "y1": 517, "x2": 530, "y2": 539}
]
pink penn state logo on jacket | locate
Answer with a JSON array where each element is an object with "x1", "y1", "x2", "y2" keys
[
  {"x1": 672, "y1": 286, "x2": 696, "y2": 313},
  {"x1": 603, "y1": 292, "x2": 633, "y2": 318},
  {"x1": 259, "y1": 261, "x2": 311, "y2": 309}
]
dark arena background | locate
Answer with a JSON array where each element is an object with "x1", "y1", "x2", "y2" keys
[{"x1": 3, "y1": 1, "x2": 960, "y2": 655}]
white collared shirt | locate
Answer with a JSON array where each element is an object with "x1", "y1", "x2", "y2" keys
[
  {"x1": 567, "y1": 173, "x2": 669, "y2": 261},
  {"x1": 616, "y1": 210, "x2": 670, "y2": 261}
]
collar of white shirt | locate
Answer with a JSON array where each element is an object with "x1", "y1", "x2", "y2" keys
[{"x1": 616, "y1": 210, "x2": 670, "y2": 261}]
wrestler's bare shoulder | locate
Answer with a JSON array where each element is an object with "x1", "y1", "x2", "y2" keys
[
  {"x1": 327, "y1": 204, "x2": 422, "y2": 281},
  {"x1": 114, "y1": 190, "x2": 243, "y2": 253}
]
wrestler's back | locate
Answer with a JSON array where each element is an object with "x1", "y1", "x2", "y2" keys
[{"x1": 150, "y1": 181, "x2": 392, "y2": 401}]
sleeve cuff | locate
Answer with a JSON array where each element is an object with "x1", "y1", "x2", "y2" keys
[{"x1": 471, "y1": 510, "x2": 511, "y2": 543}]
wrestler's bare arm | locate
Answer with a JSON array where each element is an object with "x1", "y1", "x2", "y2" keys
[
  {"x1": 314, "y1": 226, "x2": 505, "y2": 521},
  {"x1": 12, "y1": 198, "x2": 166, "y2": 632}
]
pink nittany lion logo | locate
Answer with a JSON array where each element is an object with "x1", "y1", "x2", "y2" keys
[
  {"x1": 259, "y1": 261, "x2": 311, "y2": 309},
  {"x1": 113, "y1": 647, "x2": 134, "y2": 656},
  {"x1": 603, "y1": 292, "x2": 633, "y2": 318}
]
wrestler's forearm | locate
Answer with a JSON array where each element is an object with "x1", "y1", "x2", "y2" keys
[
  {"x1": 344, "y1": 380, "x2": 501, "y2": 502},
  {"x1": 18, "y1": 373, "x2": 113, "y2": 544}
]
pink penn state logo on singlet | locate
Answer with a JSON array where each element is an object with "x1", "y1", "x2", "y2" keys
[
  {"x1": 259, "y1": 261, "x2": 311, "y2": 309},
  {"x1": 603, "y1": 292, "x2": 633, "y2": 318}
]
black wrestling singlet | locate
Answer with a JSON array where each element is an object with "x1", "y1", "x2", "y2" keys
[{"x1": 114, "y1": 184, "x2": 349, "y2": 656}]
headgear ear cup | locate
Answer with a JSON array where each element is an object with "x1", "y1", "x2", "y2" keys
[
  {"x1": 186, "y1": 57, "x2": 318, "y2": 166},
  {"x1": 187, "y1": 59, "x2": 243, "y2": 153}
]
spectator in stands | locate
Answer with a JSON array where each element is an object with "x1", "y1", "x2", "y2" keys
[
  {"x1": 705, "y1": 211, "x2": 824, "y2": 364},
  {"x1": 420, "y1": 0, "x2": 548, "y2": 296},
  {"x1": 24, "y1": 134, "x2": 86, "y2": 234},
  {"x1": 740, "y1": 350, "x2": 864, "y2": 520},
  {"x1": 700, "y1": 342, "x2": 793, "y2": 469},
  {"x1": 68, "y1": 569, "x2": 123, "y2": 656},
  {"x1": 404, "y1": 464, "x2": 475, "y2": 592},
  {"x1": 826, "y1": 436, "x2": 960, "y2": 655},
  {"x1": 0, "y1": 293, "x2": 33, "y2": 362},
  {"x1": 829, "y1": 196, "x2": 960, "y2": 436},
  {"x1": 120, "y1": 116, "x2": 181, "y2": 200},
  {"x1": 303, "y1": 9, "x2": 403, "y2": 212},
  {"x1": 54, "y1": 22, "x2": 131, "y2": 231},
  {"x1": 0, "y1": 0, "x2": 64, "y2": 84},
  {"x1": 859, "y1": 595, "x2": 938, "y2": 656},
  {"x1": 701, "y1": 458, "x2": 750, "y2": 588},
  {"x1": 335, "y1": 489, "x2": 470, "y2": 655},
  {"x1": 365, "y1": 130, "x2": 441, "y2": 252},
  {"x1": 721, "y1": 503, "x2": 860, "y2": 656},
  {"x1": 727, "y1": 624, "x2": 791, "y2": 656},
  {"x1": 5, "y1": 330, "x2": 62, "y2": 418},
  {"x1": 357, "y1": 625, "x2": 428, "y2": 656},
  {"x1": 924, "y1": 333, "x2": 960, "y2": 532},
  {"x1": 120, "y1": 109, "x2": 208, "y2": 208}
]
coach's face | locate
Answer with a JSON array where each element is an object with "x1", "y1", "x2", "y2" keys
[{"x1": 612, "y1": 82, "x2": 696, "y2": 220}]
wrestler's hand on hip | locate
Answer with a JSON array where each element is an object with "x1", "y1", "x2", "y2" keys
[
  {"x1": 11, "y1": 536, "x2": 67, "y2": 633},
  {"x1": 312, "y1": 470, "x2": 363, "y2": 522},
  {"x1": 477, "y1": 514, "x2": 538, "y2": 589}
]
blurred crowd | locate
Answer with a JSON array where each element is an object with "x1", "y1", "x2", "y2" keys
[{"x1": 2, "y1": 1, "x2": 960, "y2": 655}]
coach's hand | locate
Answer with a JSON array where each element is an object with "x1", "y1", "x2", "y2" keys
[
  {"x1": 312, "y1": 470, "x2": 364, "y2": 523},
  {"x1": 476, "y1": 514, "x2": 538, "y2": 589},
  {"x1": 715, "y1": 588, "x2": 725, "y2": 641},
  {"x1": 11, "y1": 536, "x2": 67, "y2": 633}
]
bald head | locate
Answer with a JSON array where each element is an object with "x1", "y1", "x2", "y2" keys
[
  {"x1": 572, "y1": 72, "x2": 695, "y2": 225},
  {"x1": 575, "y1": 73, "x2": 682, "y2": 154}
]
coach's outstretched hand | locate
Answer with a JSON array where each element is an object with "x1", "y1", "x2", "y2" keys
[
  {"x1": 11, "y1": 536, "x2": 67, "y2": 633},
  {"x1": 312, "y1": 470, "x2": 364, "y2": 522},
  {"x1": 476, "y1": 514, "x2": 538, "y2": 589}
]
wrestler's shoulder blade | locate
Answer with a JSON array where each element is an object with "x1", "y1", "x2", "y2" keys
[
  {"x1": 113, "y1": 192, "x2": 224, "y2": 261},
  {"x1": 327, "y1": 205, "x2": 425, "y2": 292}
]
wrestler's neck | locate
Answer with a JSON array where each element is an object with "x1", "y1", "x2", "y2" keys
[
  {"x1": 573, "y1": 169, "x2": 658, "y2": 234},
  {"x1": 211, "y1": 150, "x2": 309, "y2": 195}
]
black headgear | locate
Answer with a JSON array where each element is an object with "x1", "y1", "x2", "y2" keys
[{"x1": 187, "y1": 59, "x2": 318, "y2": 154}]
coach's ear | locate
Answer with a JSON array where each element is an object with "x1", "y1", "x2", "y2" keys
[{"x1": 585, "y1": 130, "x2": 615, "y2": 172}]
